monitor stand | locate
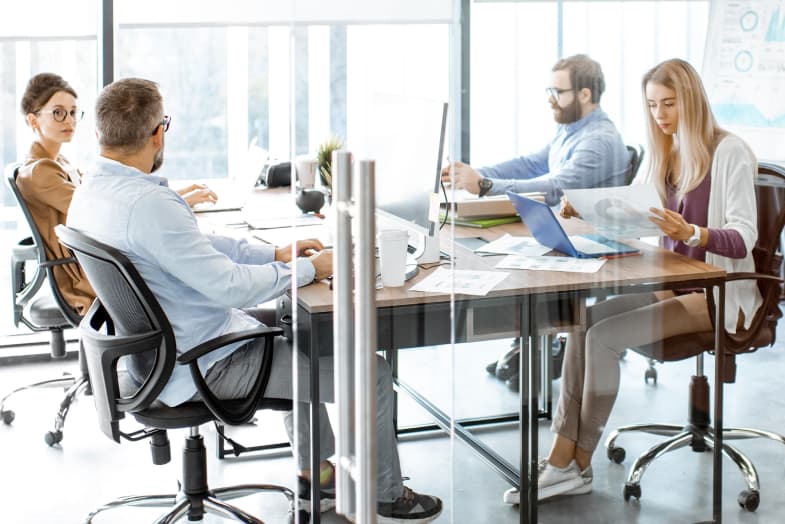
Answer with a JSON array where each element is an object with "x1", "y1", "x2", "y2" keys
[{"x1": 408, "y1": 232, "x2": 441, "y2": 264}]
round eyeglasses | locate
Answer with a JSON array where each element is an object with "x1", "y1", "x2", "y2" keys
[
  {"x1": 546, "y1": 87, "x2": 574, "y2": 102},
  {"x1": 38, "y1": 108, "x2": 84, "y2": 122}
]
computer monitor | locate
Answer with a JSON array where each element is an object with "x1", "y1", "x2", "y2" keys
[{"x1": 364, "y1": 92, "x2": 447, "y2": 262}]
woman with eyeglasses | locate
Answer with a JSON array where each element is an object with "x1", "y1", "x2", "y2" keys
[
  {"x1": 16, "y1": 73, "x2": 218, "y2": 316},
  {"x1": 16, "y1": 73, "x2": 96, "y2": 315}
]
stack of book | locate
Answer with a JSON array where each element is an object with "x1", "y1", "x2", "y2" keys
[{"x1": 440, "y1": 191, "x2": 544, "y2": 228}]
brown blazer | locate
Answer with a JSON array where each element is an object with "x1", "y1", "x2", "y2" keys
[{"x1": 16, "y1": 142, "x2": 96, "y2": 316}]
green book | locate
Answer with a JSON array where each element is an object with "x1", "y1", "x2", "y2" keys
[{"x1": 440, "y1": 213, "x2": 521, "y2": 228}]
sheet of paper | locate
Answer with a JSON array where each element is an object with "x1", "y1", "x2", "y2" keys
[
  {"x1": 409, "y1": 267, "x2": 509, "y2": 296},
  {"x1": 495, "y1": 255, "x2": 606, "y2": 273},
  {"x1": 563, "y1": 184, "x2": 663, "y2": 239},
  {"x1": 476, "y1": 233, "x2": 550, "y2": 256}
]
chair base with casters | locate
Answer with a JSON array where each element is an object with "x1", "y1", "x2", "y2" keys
[
  {"x1": 0, "y1": 281, "x2": 91, "y2": 446},
  {"x1": 86, "y1": 417, "x2": 300, "y2": 523},
  {"x1": 606, "y1": 355, "x2": 785, "y2": 512}
]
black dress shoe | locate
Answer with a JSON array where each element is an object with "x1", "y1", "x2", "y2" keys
[
  {"x1": 486, "y1": 360, "x2": 499, "y2": 375},
  {"x1": 495, "y1": 346, "x2": 520, "y2": 381}
]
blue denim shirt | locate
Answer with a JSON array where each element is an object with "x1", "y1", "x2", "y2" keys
[
  {"x1": 480, "y1": 108, "x2": 629, "y2": 205},
  {"x1": 68, "y1": 157, "x2": 315, "y2": 406}
]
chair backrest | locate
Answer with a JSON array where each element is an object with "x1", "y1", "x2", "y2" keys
[
  {"x1": 55, "y1": 225, "x2": 176, "y2": 442},
  {"x1": 624, "y1": 143, "x2": 645, "y2": 185},
  {"x1": 4, "y1": 163, "x2": 82, "y2": 327},
  {"x1": 727, "y1": 162, "x2": 785, "y2": 352}
]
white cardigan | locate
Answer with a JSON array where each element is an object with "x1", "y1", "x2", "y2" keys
[{"x1": 638, "y1": 135, "x2": 762, "y2": 332}]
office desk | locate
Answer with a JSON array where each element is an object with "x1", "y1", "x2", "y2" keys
[
  {"x1": 201, "y1": 189, "x2": 727, "y2": 523},
  {"x1": 287, "y1": 227, "x2": 726, "y2": 524}
]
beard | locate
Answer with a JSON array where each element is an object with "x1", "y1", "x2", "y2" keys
[
  {"x1": 151, "y1": 148, "x2": 164, "y2": 173},
  {"x1": 553, "y1": 97, "x2": 581, "y2": 124}
]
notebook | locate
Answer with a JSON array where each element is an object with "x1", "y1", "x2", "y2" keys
[
  {"x1": 192, "y1": 142, "x2": 269, "y2": 213},
  {"x1": 506, "y1": 191, "x2": 639, "y2": 258}
]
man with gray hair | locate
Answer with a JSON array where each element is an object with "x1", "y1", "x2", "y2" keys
[{"x1": 68, "y1": 78, "x2": 442, "y2": 523}]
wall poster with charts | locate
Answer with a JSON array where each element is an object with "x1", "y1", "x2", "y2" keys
[{"x1": 702, "y1": 0, "x2": 785, "y2": 161}]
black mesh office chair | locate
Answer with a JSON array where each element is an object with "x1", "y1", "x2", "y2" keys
[
  {"x1": 55, "y1": 225, "x2": 299, "y2": 523},
  {"x1": 1, "y1": 163, "x2": 89, "y2": 446},
  {"x1": 605, "y1": 161, "x2": 785, "y2": 512}
]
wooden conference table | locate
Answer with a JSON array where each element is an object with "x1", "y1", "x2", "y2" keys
[{"x1": 201, "y1": 188, "x2": 727, "y2": 524}]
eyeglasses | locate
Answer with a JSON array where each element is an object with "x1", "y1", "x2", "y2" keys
[
  {"x1": 546, "y1": 87, "x2": 574, "y2": 102},
  {"x1": 152, "y1": 115, "x2": 172, "y2": 136},
  {"x1": 37, "y1": 108, "x2": 84, "y2": 122}
]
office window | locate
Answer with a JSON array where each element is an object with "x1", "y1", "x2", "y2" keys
[{"x1": 470, "y1": 0, "x2": 709, "y2": 165}]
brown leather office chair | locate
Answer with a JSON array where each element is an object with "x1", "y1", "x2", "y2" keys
[{"x1": 605, "y1": 161, "x2": 785, "y2": 512}]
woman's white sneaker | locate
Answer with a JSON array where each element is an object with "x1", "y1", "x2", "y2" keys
[{"x1": 502, "y1": 460, "x2": 593, "y2": 505}]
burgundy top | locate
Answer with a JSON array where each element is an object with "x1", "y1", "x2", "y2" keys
[{"x1": 663, "y1": 171, "x2": 747, "y2": 261}]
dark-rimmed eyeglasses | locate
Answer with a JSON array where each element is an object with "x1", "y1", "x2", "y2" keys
[
  {"x1": 37, "y1": 108, "x2": 84, "y2": 122},
  {"x1": 546, "y1": 87, "x2": 574, "y2": 102},
  {"x1": 152, "y1": 115, "x2": 172, "y2": 135}
]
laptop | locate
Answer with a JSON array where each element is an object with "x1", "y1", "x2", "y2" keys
[
  {"x1": 506, "y1": 191, "x2": 639, "y2": 258},
  {"x1": 192, "y1": 141, "x2": 269, "y2": 213}
]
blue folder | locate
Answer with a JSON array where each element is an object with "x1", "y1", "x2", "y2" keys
[{"x1": 506, "y1": 191, "x2": 639, "y2": 258}]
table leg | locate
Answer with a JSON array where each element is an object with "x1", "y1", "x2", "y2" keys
[
  {"x1": 310, "y1": 334, "x2": 321, "y2": 523},
  {"x1": 519, "y1": 295, "x2": 539, "y2": 524},
  {"x1": 713, "y1": 281, "x2": 725, "y2": 523}
]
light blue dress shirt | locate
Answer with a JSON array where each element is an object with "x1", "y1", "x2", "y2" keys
[
  {"x1": 68, "y1": 157, "x2": 315, "y2": 406},
  {"x1": 480, "y1": 108, "x2": 629, "y2": 205}
]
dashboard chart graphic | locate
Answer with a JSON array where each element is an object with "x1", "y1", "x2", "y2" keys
[{"x1": 703, "y1": 1, "x2": 785, "y2": 160}]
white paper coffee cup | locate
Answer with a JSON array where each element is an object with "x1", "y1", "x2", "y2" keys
[
  {"x1": 295, "y1": 156, "x2": 318, "y2": 189},
  {"x1": 377, "y1": 229, "x2": 408, "y2": 287}
]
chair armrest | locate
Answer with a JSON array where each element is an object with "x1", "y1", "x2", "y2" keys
[
  {"x1": 181, "y1": 326, "x2": 282, "y2": 426},
  {"x1": 177, "y1": 326, "x2": 284, "y2": 364},
  {"x1": 39, "y1": 256, "x2": 78, "y2": 268},
  {"x1": 724, "y1": 272, "x2": 783, "y2": 284}
]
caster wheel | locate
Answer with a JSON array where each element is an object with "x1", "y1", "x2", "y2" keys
[
  {"x1": 623, "y1": 483, "x2": 641, "y2": 501},
  {"x1": 607, "y1": 446, "x2": 626, "y2": 464},
  {"x1": 1, "y1": 409, "x2": 15, "y2": 425},
  {"x1": 45, "y1": 430, "x2": 63, "y2": 446},
  {"x1": 738, "y1": 489, "x2": 759, "y2": 512},
  {"x1": 644, "y1": 368, "x2": 657, "y2": 384}
]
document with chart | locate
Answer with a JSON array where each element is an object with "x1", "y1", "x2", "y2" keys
[{"x1": 563, "y1": 184, "x2": 663, "y2": 240}]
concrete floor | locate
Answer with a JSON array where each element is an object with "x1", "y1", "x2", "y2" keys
[{"x1": 1, "y1": 331, "x2": 785, "y2": 524}]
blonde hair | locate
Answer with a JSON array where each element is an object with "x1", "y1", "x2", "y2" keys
[{"x1": 642, "y1": 59, "x2": 725, "y2": 200}]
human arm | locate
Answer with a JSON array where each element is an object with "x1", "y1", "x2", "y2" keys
[
  {"x1": 129, "y1": 193, "x2": 316, "y2": 308},
  {"x1": 486, "y1": 138, "x2": 610, "y2": 205},
  {"x1": 17, "y1": 159, "x2": 75, "y2": 214}
]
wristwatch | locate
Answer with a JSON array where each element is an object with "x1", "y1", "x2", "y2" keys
[
  {"x1": 478, "y1": 177, "x2": 493, "y2": 197},
  {"x1": 684, "y1": 224, "x2": 702, "y2": 247}
]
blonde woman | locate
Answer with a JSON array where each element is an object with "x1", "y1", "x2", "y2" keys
[{"x1": 504, "y1": 58, "x2": 762, "y2": 507}]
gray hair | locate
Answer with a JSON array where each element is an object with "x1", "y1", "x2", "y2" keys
[{"x1": 95, "y1": 78, "x2": 163, "y2": 153}]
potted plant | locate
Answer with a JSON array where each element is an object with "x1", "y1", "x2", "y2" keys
[{"x1": 315, "y1": 134, "x2": 344, "y2": 192}]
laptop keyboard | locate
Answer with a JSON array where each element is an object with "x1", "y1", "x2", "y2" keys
[{"x1": 569, "y1": 235, "x2": 611, "y2": 255}]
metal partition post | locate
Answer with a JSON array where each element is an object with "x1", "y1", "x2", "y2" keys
[
  {"x1": 333, "y1": 151, "x2": 356, "y2": 516},
  {"x1": 355, "y1": 160, "x2": 378, "y2": 523}
]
